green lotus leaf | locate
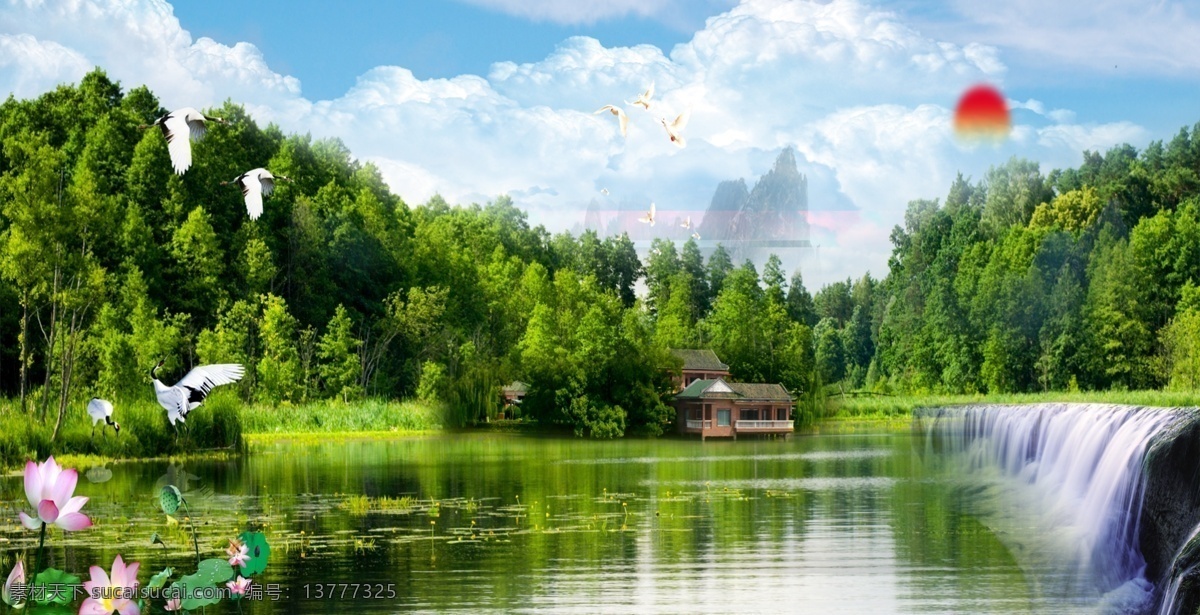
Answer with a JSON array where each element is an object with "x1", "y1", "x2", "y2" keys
[
  {"x1": 238, "y1": 531, "x2": 270, "y2": 576},
  {"x1": 30, "y1": 568, "x2": 80, "y2": 606},
  {"x1": 159, "y1": 485, "x2": 183, "y2": 515},
  {"x1": 169, "y1": 575, "x2": 223, "y2": 611},
  {"x1": 193, "y1": 559, "x2": 234, "y2": 585},
  {"x1": 147, "y1": 567, "x2": 173, "y2": 590}
]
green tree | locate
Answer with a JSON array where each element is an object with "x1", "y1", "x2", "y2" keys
[
  {"x1": 1162, "y1": 283, "x2": 1200, "y2": 390},
  {"x1": 256, "y1": 294, "x2": 301, "y2": 402},
  {"x1": 706, "y1": 244, "x2": 733, "y2": 305},
  {"x1": 317, "y1": 304, "x2": 363, "y2": 401},
  {"x1": 169, "y1": 206, "x2": 226, "y2": 322},
  {"x1": 786, "y1": 270, "x2": 817, "y2": 326},
  {"x1": 814, "y1": 318, "x2": 846, "y2": 386}
]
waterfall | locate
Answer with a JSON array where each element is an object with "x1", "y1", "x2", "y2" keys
[
  {"x1": 918, "y1": 404, "x2": 1184, "y2": 611},
  {"x1": 1156, "y1": 523, "x2": 1200, "y2": 615}
]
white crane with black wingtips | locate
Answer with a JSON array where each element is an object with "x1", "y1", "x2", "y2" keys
[
  {"x1": 222, "y1": 168, "x2": 291, "y2": 220},
  {"x1": 139, "y1": 107, "x2": 225, "y2": 175},
  {"x1": 87, "y1": 398, "x2": 119, "y2": 439},
  {"x1": 151, "y1": 360, "x2": 245, "y2": 430}
]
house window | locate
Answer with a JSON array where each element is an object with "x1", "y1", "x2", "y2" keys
[
  {"x1": 740, "y1": 408, "x2": 759, "y2": 421},
  {"x1": 717, "y1": 409, "x2": 731, "y2": 426},
  {"x1": 690, "y1": 408, "x2": 703, "y2": 420},
  {"x1": 777, "y1": 408, "x2": 788, "y2": 420}
]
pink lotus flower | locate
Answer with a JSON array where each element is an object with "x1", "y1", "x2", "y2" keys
[
  {"x1": 2, "y1": 559, "x2": 24, "y2": 607},
  {"x1": 164, "y1": 597, "x2": 181, "y2": 611},
  {"x1": 226, "y1": 539, "x2": 249, "y2": 568},
  {"x1": 80, "y1": 555, "x2": 140, "y2": 615},
  {"x1": 226, "y1": 575, "x2": 251, "y2": 597},
  {"x1": 19, "y1": 456, "x2": 91, "y2": 532}
]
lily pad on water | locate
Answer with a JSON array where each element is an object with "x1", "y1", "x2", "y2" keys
[
  {"x1": 238, "y1": 531, "x2": 270, "y2": 576},
  {"x1": 30, "y1": 568, "x2": 80, "y2": 606},
  {"x1": 193, "y1": 559, "x2": 234, "y2": 585},
  {"x1": 85, "y1": 465, "x2": 112, "y2": 483},
  {"x1": 167, "y1": 560, "x2": 234, "y2": 611},
  {"x1": 160, "y1": 485, "x2": 183, "y2": 515}
]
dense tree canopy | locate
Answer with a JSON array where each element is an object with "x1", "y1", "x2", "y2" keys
[{"x1": 1, "y1": 70, "x2": 1198, "y2": 440}]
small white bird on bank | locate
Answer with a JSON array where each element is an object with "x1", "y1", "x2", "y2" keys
[
  {"x1": 681, "y1": 216, "x2": 692, "y2": 230},
  {"x1": 660, "y1": 110, "x2": 690, "y2": 148},
  {"x1": 87, "y1": 398, "x2": 118, "y2": 439},
  {"x1": 638, "y1": 202, "x2": 656, "y2": 226},
  {"x1": 140, "y1": 107, "x2": 225, "y2": 175},
  {"x1": 627, "y1": 83, "x2": 654, "y2": 110},
  {"x1": 222, "y1": 168, "x2": 291, "y2": 220},
  {"x1": 151, "y1": 361, "x2": 245, "y2": 428},
  {"x1": 595, "y1": 105, "x2": 629, "y2": 138}
]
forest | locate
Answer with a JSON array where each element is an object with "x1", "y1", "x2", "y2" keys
[{"x1": 0, "y1": 70, "x2": 1197, "y2": 444}]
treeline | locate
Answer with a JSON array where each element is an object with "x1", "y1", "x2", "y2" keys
[
  {"x1": 0, "y1": 70, "x2": 699, "y2": 437},
  {"x1": 812, "y1": 136, "x2": 1200, "y2": 394},
  {"x1": 3, "y1": 70, "x2": 1196, "y2": 443}
]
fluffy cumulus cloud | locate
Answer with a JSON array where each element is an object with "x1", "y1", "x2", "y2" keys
[
  {"x1": 0, "y1": 0, "x2": 302, "y2": 113},
  {"x1": 0, "y1": 33, "x2": 90, "y2": 98},
  {"x1": 0, "y1": 0, "x2": 1153, "y2": 285}
]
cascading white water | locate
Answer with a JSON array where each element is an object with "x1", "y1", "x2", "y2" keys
[
  {"x1": 1156, "y1": 523, "x2": 1200, "y2": 615},
  {"x1": 920, "y1": 404, "x2": 1183, "y2": 612}
]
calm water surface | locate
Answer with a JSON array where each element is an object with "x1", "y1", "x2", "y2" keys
[{"x1": 0, "y1": 431, "x2": 1101, "y2": 613}]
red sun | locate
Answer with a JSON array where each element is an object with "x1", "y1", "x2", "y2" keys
[{"x1": 954, "y1": 84, "x2": 1010, "y2": 142}]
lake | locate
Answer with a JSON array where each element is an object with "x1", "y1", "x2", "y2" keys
[{"x1": 0, "y1": 429, "x2": 1118, "y2": 613}]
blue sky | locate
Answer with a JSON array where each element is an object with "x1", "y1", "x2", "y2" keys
[
  {"x1": 1, "y1": 0, "x2": 1198, "y2": 285},
  {"x1": 173, "y1": 1, "x2": 735, "y2": 101}
]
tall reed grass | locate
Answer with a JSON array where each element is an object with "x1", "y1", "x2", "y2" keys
[
  {"x1": 0, "y1": 390, "x2": 241, "y2": 467},
  {"x1": 239, "y1": 398, "x2": 445, "y2": 434}
]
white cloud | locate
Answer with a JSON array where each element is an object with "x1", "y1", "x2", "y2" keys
[
  {"x1": 1036, "y1": 121, "x2": 1147, "y2": 153},
  {"x1": 0, "y1": 33, "x2": 90, "y2": 98},
  {"x1": 945, "y1": 0, "x2": 1200, "y2": 73},
  {"x1": 1010, "y1": 98, "x2": 1075, "y2": 123},
  {"x1": 0, "y1": 0, "x2": 300, "y2": 112},
  {"x1": 0, "y1": 0, "x2": 1155, "y2": 286}
]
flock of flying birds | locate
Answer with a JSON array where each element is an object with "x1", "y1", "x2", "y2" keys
[
  {"x1": 88, "y1": 106, "x2": 281, "y2": 439},
  {"x1": 594, "y1": 84, "x2": 700, "y2": 247}
]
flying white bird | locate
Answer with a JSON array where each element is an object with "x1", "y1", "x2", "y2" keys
[
  {"x1": 600, "y1": 188, "x2": 609, "y2": 196},
  {"x1": 627, "y1": 83, "x2": 654, "y2": 110},
  {"x1": 222, "y1": 168, "x2": 291, "y2": 220},
  {"x1": 152, "y1": 361, "x2": 245, "y2": 428},
  {"x1": 140, "y1": 107, "x2": 225, "y2": 175},
  {"x1": 638, "y1": 202, "x2": 656, "y2": 226},
  {"x1": 681, "y1": 216, "x2": 692, "y2": 230},
  {"x1": 595, "y1": 105, "x2": 629, "y2": 138},
  {"x1": 660, "y1": 110, "x2": 690, "y2": 148},
  {"x1": 692, "y1": 231, "x2": 701, "y2": 240},
  {"x1": 87, "y1": 398, "x2": 118, "y2": 439}
]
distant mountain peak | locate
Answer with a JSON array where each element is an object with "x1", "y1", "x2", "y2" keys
[{"x1": 699, "y1": 148, "x2": 808, "y2": 241}]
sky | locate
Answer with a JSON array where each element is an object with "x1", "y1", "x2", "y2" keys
[{"x1": 1, "y1": 0, "x2": 1198, "y2": 287}]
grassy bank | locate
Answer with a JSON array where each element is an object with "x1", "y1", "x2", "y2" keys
[
  {"x1": 240, "y1": 398, "x2": 445, "y2": 438},
  {"x1": 0, "y1": 394, "x2": 446, "y2": 468},
  {"x1": 0, "y1": 392, "x2": 242, "y2": 469},
  {"x1": 826, "y1": 390, "x2": 1200, "y2": 421}
]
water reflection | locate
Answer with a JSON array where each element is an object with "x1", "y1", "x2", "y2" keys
[{"x1": 0, "y1": 432, "x2": 1115, "y2": 613}]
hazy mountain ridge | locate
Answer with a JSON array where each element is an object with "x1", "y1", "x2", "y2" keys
[{"x1": 699, "y1": 148, "x2": 809, "y2": 242}]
